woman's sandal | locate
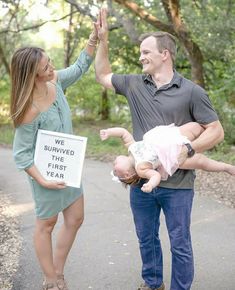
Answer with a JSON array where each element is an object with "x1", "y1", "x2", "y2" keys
[
  {"x1": 57, "y1": 274, "x2": 69, "y2": 290},
  {"x1": 42, "y1": 281, "x2": 59, "y2": 290}
]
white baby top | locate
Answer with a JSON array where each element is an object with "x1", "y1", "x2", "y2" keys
[{"x1": 129, "y1": 124, "x2": 190, "y2": 180}]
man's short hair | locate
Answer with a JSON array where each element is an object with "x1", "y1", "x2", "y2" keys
[{"x1": 139, "y1": 31, "x2": 177, "y2": 63}]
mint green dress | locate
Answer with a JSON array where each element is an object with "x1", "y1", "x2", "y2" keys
[{"x1": 13, "y1": 50, "x2": 93, "y2": 219}]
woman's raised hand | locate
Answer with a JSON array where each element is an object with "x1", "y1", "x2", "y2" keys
[{"x1": 95, "y1": 8, "x2": 108, "y2": 42}]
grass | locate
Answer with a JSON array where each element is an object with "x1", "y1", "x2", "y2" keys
[
  {"x1": 0, "y1": 124, "x2": 15, "y2": 147},
  {"x1": 0, "y1": 120, "x2": 128, "y2": 161},
  {"x1": 1, "y1": 120, "x2": 235, "y2": 164},
  {"x1": 73, "y1": 120, "x2": 127, "y2": 161}
]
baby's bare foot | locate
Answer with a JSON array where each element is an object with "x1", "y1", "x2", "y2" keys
[{"x1": 226, "y1": 165, "x2": 235, "y2": 176}]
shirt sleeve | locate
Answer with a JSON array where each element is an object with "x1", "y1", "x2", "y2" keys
[
  {"x1": 190, "y1": 84, "x2": 218, "y2": 124},
  {"x1": 57, "y1": 50, "x2": 93, "y2": 90},
  {"x1": 111, "y1": 74, "x2": 130, "y2": 96},
  {"x1": 13, "y1": 121, "x2": 39, "y2": 170}
]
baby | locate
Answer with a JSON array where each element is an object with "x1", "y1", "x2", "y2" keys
[{"x1": 100, "y1": 122, "x2": 235, "y2": 193}]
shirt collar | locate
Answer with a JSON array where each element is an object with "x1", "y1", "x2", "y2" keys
[{"x1": 143, "y1": 70, "x2": 182, "y2": 88}]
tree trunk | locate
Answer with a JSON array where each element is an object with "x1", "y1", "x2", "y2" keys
[
  {"x1": 0, "y1": 44, "x2": 10, "y2": 75},
  {"x1": 113, "y1": 0, "x2": 205, "y2": 87},
  {"x1": 162, "y1": 0, "x2": 204, "y2": 86},
  {"x1": 64, "y1": 4, "x2": 74, "y2": 68},
  {"x1": 100, "y1": 87, "x2": 109, "y2": 120}
]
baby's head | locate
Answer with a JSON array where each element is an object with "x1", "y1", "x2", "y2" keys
[{"x1": 113, "y1": 155, "x2": 140, "y2": 186}]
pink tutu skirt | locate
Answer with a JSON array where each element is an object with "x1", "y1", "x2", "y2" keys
[{"x1": 143, "y1": 124, "x2": 189, "y2": 178}]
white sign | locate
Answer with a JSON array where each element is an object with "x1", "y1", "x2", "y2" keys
[{"x1": 34, "y1": 130, "x2": 87, "y2": 188}]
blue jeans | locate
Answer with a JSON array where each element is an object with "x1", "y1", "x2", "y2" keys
[{"x1": 130, "y1": 184, "x2": 194, "y2": 290}]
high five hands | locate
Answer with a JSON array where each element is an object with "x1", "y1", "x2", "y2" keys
[{"x1": 94, "y1": 8, "x2": 108, "y2": 42}]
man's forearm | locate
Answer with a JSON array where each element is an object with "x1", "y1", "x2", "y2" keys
[
  {"x1": 95, "y1": 39, "x2": 112, "y2": 84},
  {"x1": 191, "y1": 120, "x2": 224, "y2": 153},
  {"x1": 95, "y1": 8, "x2": 114, "y2": 89}
]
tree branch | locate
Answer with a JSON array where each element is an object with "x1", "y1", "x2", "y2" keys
[
  {"x1": 108, "y1": 3, "x2": 139, "y2": 43},
  {"x1": 113, "y1": 0, "x2": 205, "y2": 86},
  {"x1": 64, "y1": 0, "x2": 98, "y2": 21},
  {"x1": 113, "y1": 0, "x2": 175, "y2": 34},
  {"x1": 0, "y1": 12, "x2": 77, "y2": 34}
]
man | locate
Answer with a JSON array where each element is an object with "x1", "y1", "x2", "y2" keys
[{"x1": 95, "y1": 9, "x2": 224, "y2": 290}]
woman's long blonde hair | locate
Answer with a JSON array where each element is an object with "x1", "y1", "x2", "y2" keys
[{"x1": 10, "y1": 47, "x2": 45, "y2": 127}]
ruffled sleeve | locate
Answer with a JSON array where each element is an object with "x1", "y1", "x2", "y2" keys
[
  {"x1": 57, "y1": 50, "x2": 93, "y2": 90},
  {"x1": 13, "y1": 120, "x2": 39, "y2": 170}
]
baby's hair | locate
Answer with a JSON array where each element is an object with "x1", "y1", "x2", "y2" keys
[{"x1": 119, "y1": 174, "x2": 142, "y2": 187}]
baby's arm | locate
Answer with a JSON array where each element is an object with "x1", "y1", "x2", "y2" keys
[
  {"x1": 100, "y1": 127, "x2": 135, "y2": 148},
  {"x1": 136, "y1": 162, "x2": 162, "y2": 193}
]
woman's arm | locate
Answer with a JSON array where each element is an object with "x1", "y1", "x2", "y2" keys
[
  {"x1": 26, "y1": 165, "x2": 66, "y2": 189},
  {"x1": 84, "y1": 22, "x2": 99, "y2": 57},
  {"x1": 57, "y1": 50, "x2": 93, "y2": 90},
  {"x1": 100, "y1": 127, "x2": 135, "y2": 148},
  {"x1": 56, "y1": 17, "x2": 99, "y2": 90},
  {"x1": 13, "y1": 122, "x2": 66, "y2": 190}
]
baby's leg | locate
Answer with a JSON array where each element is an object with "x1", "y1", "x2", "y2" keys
[
  {"x1": 180, "y1": 153, "x2": 235, "y2": 175},
  {"x1": 179, "y1": 122, "x2": 204, "y2": 141}
]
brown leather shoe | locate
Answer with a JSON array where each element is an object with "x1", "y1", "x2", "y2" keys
[{"x1": 138, "y1": 282, "x2": 165, "y2": 290}]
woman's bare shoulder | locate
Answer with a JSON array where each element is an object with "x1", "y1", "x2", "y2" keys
[{"x1": 21, "y1": 105, "x2": 40, "y2": 125}]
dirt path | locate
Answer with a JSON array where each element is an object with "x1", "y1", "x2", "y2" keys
[{"x1": 1, "y1": 146, "x2": 235, "y2": 290}]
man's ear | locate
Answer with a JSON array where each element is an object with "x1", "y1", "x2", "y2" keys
[{"x1": 162, "y1": 49, "x2": 169, "y2": 61}]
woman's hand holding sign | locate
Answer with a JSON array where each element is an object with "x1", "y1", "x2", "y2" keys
[{"x1": 26, "y1": 165, "x2": 66, "y2": 190}]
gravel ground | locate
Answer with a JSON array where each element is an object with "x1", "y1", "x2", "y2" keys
[
  {"x1": 0, "y1": 191, "x2": 22, "y2": 290},
  {"x1": 0, "y1": 170, "x2": 234, "y2": 290},
  {"x1": 195, "y1": 170, "x2": 235, "y2": 208}
]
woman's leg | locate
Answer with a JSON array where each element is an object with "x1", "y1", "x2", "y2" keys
[
  {"x1": 180, "y1": 153, "x2": 235, "y2": 175},
  {"x1": 179, "y1": 122, "x2": 204, "y2": 141},
  {"x1": 54, "y1": 195, "x2": 84, "y2": 276},
  {"x1": 34, "y1": 214, "x2": 58, "y2": 287}
]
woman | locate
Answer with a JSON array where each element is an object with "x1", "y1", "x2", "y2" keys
[{"x1": 10, "y1": 24, "x2": 98, "y2": 290}]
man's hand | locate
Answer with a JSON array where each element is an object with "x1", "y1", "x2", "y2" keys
[
  {"x1": 100, "y1": 129, "x2": 109, "y2": 141},
  {"x1": 95, "y1": 8, "x2": 108, "y2": 42}
]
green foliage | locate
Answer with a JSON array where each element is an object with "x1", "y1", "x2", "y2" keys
[
  {"x1": 0, "y1": 0, "x2": 235, "y2": 148},
  {"x1": 1, "y1": 121, "x2": 234, "y2": 165},
  {"x1": 73, "y1": 120, "x2": 130, "y2": 160},
  {"x1": 67, "y1": 67, "x2": 102, "y2": 120},
  {"x1": 0, "y1": 124, "x2": 14, "y2": 145},
  {"x1": 0, "y1": 78, "x2": 10, "y2": 124}
]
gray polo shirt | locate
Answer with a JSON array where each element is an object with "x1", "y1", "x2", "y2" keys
[{"x1": 112, "y1": 71, "x2": 218, "y2": 189}]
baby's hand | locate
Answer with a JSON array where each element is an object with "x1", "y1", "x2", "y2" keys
[
  {"x1": 141, "y1": 183, "x2": 153, "y2": 193},
  {"x1": 100, "y1": 129, "x2": 109, "y2": 140}
]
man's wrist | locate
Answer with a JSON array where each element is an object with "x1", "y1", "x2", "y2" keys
[{"x1": 184, "y1": 143, "x2": 195, "y2": 158}]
